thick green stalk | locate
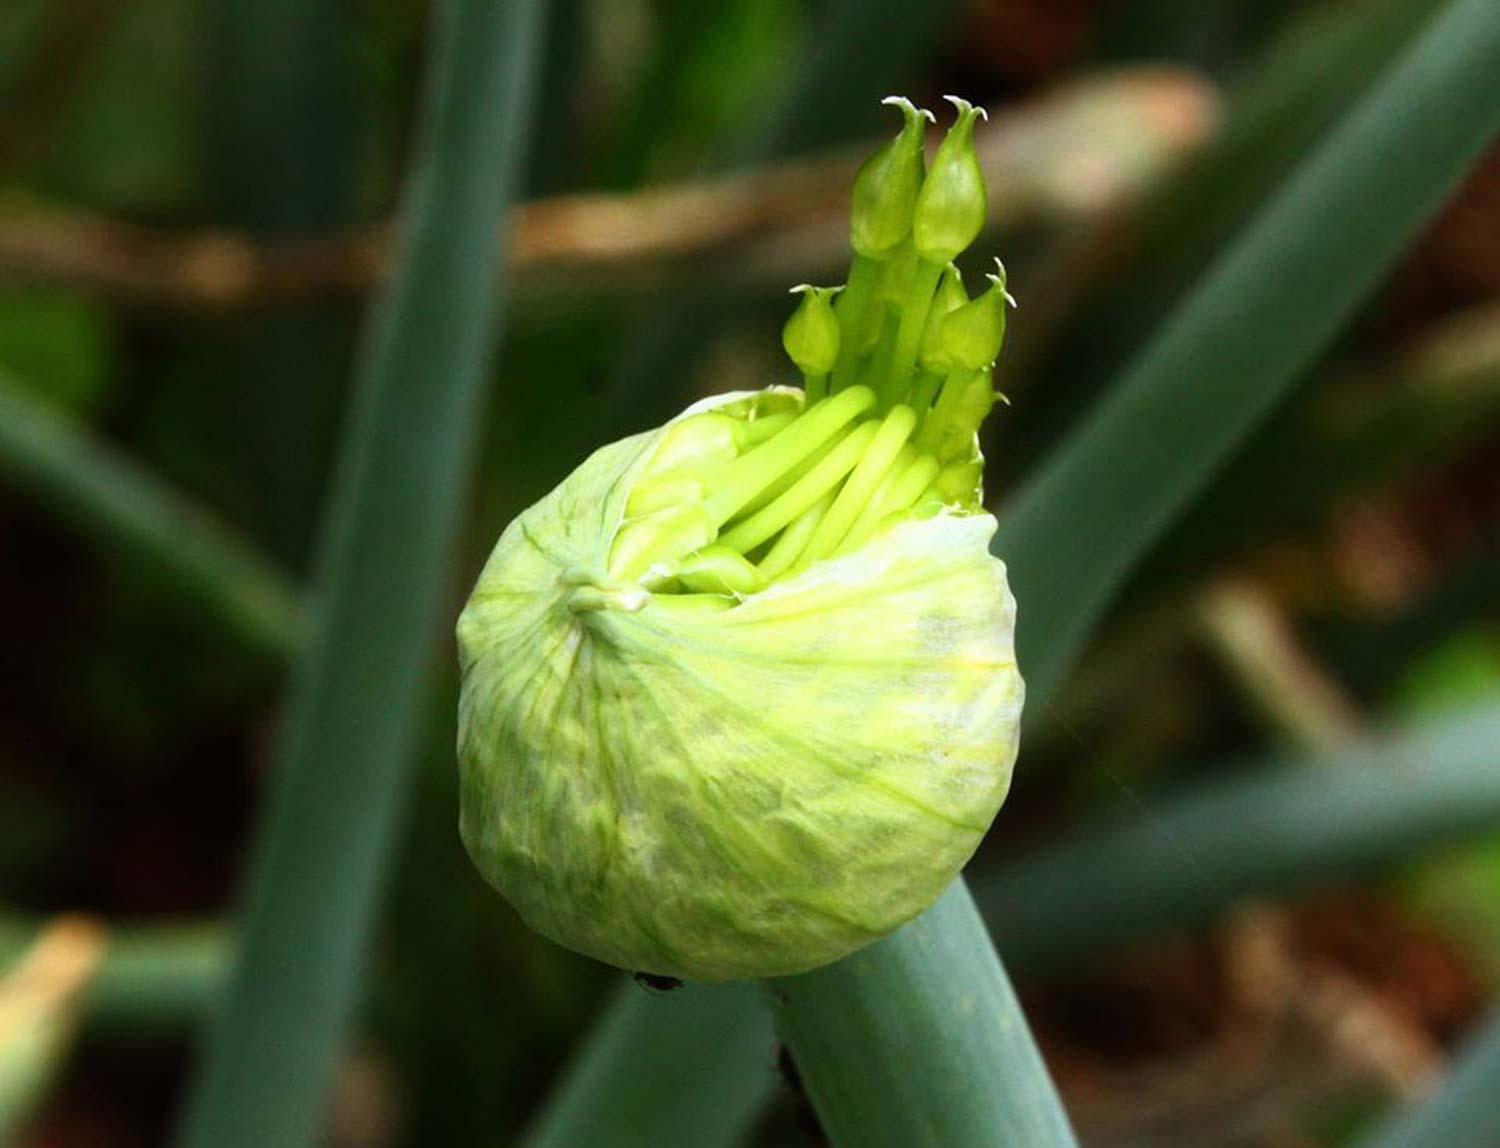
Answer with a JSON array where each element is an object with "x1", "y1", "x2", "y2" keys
[
  {"x1": 996, "y1": 0, "x2": 1500, "y2": 702},
  {"x1": 767, "y1": 883, "x2": 1077, "y2": 1148},
  {"x1": 1357, "y1": 1009, "x2": 1500, "y2": 1148},
  {"x1": 0, "y1": 371, "x2": 297, "y2": 660},
  {"x1": 829, "y1": 255, "x2": 882, "y2": 393},
  {"x1": 172, "y1": 3, "x2": 546, "y2": 1146},
  {"x1": 525, "y1": 981, "x2": 776, "y2": 1148},
  {"x1": 880, "y1": 258, "x2": 942, "y2": 409}
]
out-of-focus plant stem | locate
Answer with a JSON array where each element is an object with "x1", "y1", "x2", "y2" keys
[
  {"x1": 1037, "y1": 300, "x2": 1500, "y2": 757},
  {"x1": 1197, "y1": 578, "x2": 1362, "y2": 750},
  {"x1": 975, "y1": 702, "x2": 1500, "y2": 974},
  {"x1": 0, "y1": 370, "x2": 297, "y2": 660},
  {"x1": 171, "y1": 2, "x2": 547, "y2": 1146},
  {"x1": 1031, "y1": 0, "x2": 1447, "y2": 411},
  {"x1": 0, "y1": 918, "x2": 223, "y2": 1038},
  {"x1": 997, "y1": 0, "x2": 1500, "y2": 702}
]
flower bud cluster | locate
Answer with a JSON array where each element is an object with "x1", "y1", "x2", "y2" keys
[
  {"x1": 596, "y1": 94, "x2": 1015, "y2": 598},
  {"x1": 455, "y1": 96, "x2": 1024, "y2": 983}
]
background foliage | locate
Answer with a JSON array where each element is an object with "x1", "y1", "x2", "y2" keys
[{"x1": 0, "y1": 1, "x2": 1497, "y2": 1146}]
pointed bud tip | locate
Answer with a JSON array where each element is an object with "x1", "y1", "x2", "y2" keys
[
  {"x1": 912, "y1": 95, "x2": 989, "y2": 263},
  {"x1": 849, "y1": 98, "x2": 932, "y2": 258},
  {"x1": 882, "y1": 95, "x2": 937, "y2": 125},
  {"x1": 985, "y1": 259, "x2": 1017, "y2": 308},
  {"x1": 942, "y1": 95, "x2": 989, "y2": 123}
]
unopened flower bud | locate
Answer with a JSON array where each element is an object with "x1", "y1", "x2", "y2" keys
[
  {"x1": 783, "y1": 285, "x2": 842, "y2": 378},
  {"x1": 937, "y1": 260, "x2": 1012, "y2": 370},
  {"x1": 850, "y1": 97, "x2": 933, "y2": 259},
  {"x1": 912, "y1": 97, "x2": 988, "y2": 264},
  {"x1": 458, "y1": 389, "x2": 1020, "y2": 981},
  {"x1": 918, "y1": 263, "x2": 968, "y2": 373},
  {"x1": 457, "y1": 96, "x2": 1023, "y2": 985}
]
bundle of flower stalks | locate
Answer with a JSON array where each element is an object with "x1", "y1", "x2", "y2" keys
[{"x1": 457, "y1": 96, "x2": 1024, "y2": 983}]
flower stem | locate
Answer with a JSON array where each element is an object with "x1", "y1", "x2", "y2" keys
[
  {"x1": 718, "y1": 421, "x2": 879, "y2": 553},
  {"x1": 759, "y1": 490, "x2": 834, "y2": 579},
  {"x1": 907, "y1": 368, "x2": 942, "y2": 416},
  {"x1": 736, "y1": 410, "x2": 797, "y2": 448},
  {"x1": 835, "y1": 451, "x2": 940, "y2": 556},
  {"x1": 801, "y1": 405, "x2": 916, "y2": 562},
  {"x1": 829, "y1": 255, "x2": 882, "y2": 393},
  {"x1": 857, "y1": 314, "x2": 899, "y2": 396},
  {"x1": 703, "y1": 386, "x2": 874, "y2": 526},
  {"x1": 881, "y1": 257, "x2": 944, "y2": 410},
  {"x1": 915, "y1": 367, "x2": 982, "y2": 455}
]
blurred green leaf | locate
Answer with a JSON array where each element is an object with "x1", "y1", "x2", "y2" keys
[
  {"x1": 1016, "y1": 0, "x2": 1444, "y2": 466},
  {"x1": 0, "y1": 368, "x2": 297, "y2": 658},
  {"x1": 0, "y1": 1, "x2": 49, "y2": 93},
  {"x1": 975, "y1": 703, "x2": 1500, "y2": 973},
  {"x1": 1400, "y1": 839, "x2": 1500, "y2": 985},
  {"x1": 1138, "y1": 302, "x2": 1500, "y2": 584},
  {"x1": 171, "y1": 2, "x2": 547, "y2": 1145},
  {"x1": 47, "y1": 0, "x2": 199, "y2": 211},
  {"x1": 996, "y1": 0, "x2": 1500, "y2": 702},
  {"x1": 1394, "y1": 631, "x2": 1500, "y2": 716},
  {"x1": 0, "y1": 288, "x2": 114, "y2": 413}
]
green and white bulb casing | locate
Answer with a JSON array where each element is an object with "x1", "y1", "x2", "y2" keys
[{"x1": 457, "y1": 98, "x2": 1023, "y2": 983}]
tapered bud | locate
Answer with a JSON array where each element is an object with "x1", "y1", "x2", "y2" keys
[
  {"x1": 918, "y1": 263, "x2": 968, "y2": 372},
  {"x1": 850, "y1": 97, "x2": 934, "y2": 259},
  {"x1": 937, "y1": 260, "x2": 1012, "y2": 370},
  {"x1": 782, "y1": 285, "x2": 842, "y2": 376},
  {"x1": 912, "y1": 97, "x2": 988, "y2": 264}
]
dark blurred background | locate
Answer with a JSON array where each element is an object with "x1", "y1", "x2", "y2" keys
[{"x1": 0, "y1": 0, "x2": 1496, "y2": 1145}]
